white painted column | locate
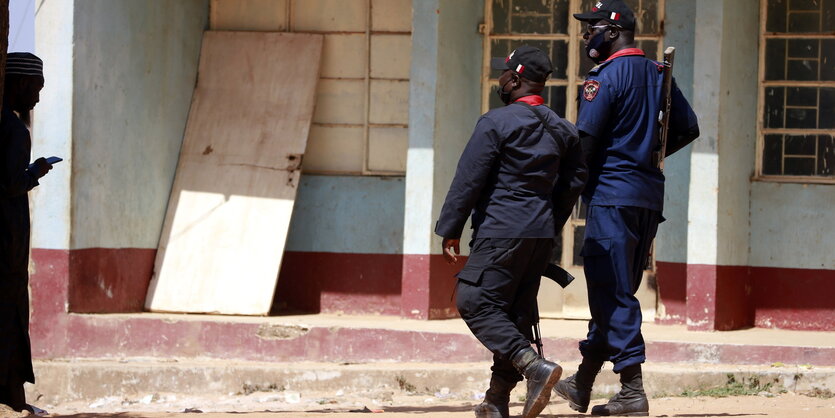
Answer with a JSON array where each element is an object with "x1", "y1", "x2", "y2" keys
[
  {"x1": 401, "y1": 0, "x2": 483, "y2": 319},
  {"x1": 686, "y1": 0, "x2": 758, "y2": 330},
  {"x1": 31, "y1": 0, "x2": 74, "y2": 251}
]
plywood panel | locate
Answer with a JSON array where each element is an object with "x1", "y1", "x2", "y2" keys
[
  {"x1": 304, "y1": 125, "x2": 365, "y2": 173},
  {"x1": 369, "y1": 80, "x2": 409, "y2": 124},
  {"x1": 368, "y1": 126, "x2": 407, "y2": 172},
  {"x1": 293, "y1": 0, "x2": 367, "y2": 32},
  {"x1": 372, "y1": 0, "x2": 411, "y2": 32},
  {"x1": 210, "y1": 0, "x2": 289, "y2": 31},
  {"x1": 370, "y1": 34, "x2": 411, "y2": 79},
  {"x1": 146, "y1": 31, "x2": 323, "y2": 315}
]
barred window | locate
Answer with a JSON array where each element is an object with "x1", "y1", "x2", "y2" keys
[{"x1": 758, "y1": 0, "x2": 835, "y2": 181}]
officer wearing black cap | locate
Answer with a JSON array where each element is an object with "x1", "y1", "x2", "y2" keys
[
  {"x1": 435, "y1": 45, "x2": 587, "y2": 418},
  {"x1": 553, "y1": 1, "x2": 700, "y2": 416}
]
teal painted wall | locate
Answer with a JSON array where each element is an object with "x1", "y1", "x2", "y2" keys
[
  {"x1": 656, "y1": 0, "x2": 696, "y2": 264},
  {"x1": 71, "y1": 0, "x2": 208, "y2": 249},
  {"x1": 286, "y1": 175, "x2": 405, "y2": 254}
]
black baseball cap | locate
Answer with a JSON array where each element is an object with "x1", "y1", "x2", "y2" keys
[
  {"x1": 490, "y1": 45, "x2": 553, "y2": 83},
  {"x1": 573, "y1": 0, "x2": 636, "y2": 31}
]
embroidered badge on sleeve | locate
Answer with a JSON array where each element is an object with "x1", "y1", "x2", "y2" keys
[{"x1": 583, "y1": 80, "x2": 600, "y2": 101}]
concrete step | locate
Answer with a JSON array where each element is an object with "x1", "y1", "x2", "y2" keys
[
  {"x1": 40, "y1": 314, "x2": 835, "y2": 366},
  {"x1": 28, "y1": 359, "x2": 835, "y2": 408}
]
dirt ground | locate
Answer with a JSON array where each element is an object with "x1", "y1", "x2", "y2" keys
[{"x1": 13, "y1": 392, "x2": 831, "y2": 418}]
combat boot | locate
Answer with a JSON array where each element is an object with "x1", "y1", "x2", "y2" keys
[
  {"x1": 511, "y1": 347, "x2": 562, "y2": 418},
  {"x1": 590, "y1": 364, "x2": 649, "y2": 416},
  {"x1": 553, "y1": 357, "x2": 603, "y2": 413},
  {"x1": 473, "y1": 375, "x2": 516, "y2": 418}
]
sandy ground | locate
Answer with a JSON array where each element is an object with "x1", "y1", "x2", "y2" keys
[{"x1": 6, "y1": 392, "x2": 827, "y2": 418}]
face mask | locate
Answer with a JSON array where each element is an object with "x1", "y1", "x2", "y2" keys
[
  {"x1": 586, "y1": 30, "x2": 612, "y2": 64},
  {"x1": 495, "y1": 77, "x2": 514, "y2": 105}
]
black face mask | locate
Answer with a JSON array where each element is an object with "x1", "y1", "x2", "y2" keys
[
  {"x1": 586, "y1": 30, "x2": 612, "y2": 64},
  {"x1": 495, "y1": 77, "x2": 514, "y2": 105}
]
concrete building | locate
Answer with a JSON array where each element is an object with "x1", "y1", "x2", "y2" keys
[{"x1": 23, "y1": 0, "x2": 834, "y2": 364}]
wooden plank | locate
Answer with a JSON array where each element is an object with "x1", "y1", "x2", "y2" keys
[{"x1": 145, "y1": 31, "x2": 323, "y2": 315}]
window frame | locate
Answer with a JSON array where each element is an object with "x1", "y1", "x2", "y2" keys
[{"x1": 755, "y1": 0, "x2": 835, "y2": 184}]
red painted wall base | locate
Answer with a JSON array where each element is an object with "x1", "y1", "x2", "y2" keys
[
  {"x1": 655, "y1": 261, "x2": 687, "y2": 325},
  {"x1": 657, "y1": 261, "x2": 835, "y2": 331},
  {"x1": 274, "y1": 251, "x2": 402, "y2": 316},
  {"x1": 68, "y1": 248, "x2": 156, "y2": 313},
  {"x1": 32, "y1": 247, "x2": 835, "y2": 331},
  {"x1": 400, "y1": 254, "x2": 463, "y2": 320}
]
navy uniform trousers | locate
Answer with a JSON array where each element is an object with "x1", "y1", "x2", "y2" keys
[
  {"x1": 579, "y1": 205, "x2": 660, "y2": 373},
  {"x1": 455, "y1": 237, "x2": 553, "y2": 383}
]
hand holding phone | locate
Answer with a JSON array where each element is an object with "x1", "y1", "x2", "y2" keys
[{"x1": 29, "y1": 156, "x2": 61, "y2": 178}]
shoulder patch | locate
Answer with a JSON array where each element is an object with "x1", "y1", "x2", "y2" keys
[{"x1": 583, "y1": 80, "x2": 600, "y2": 101}]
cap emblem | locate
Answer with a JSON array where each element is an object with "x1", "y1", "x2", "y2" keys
[
  {"x1": 516, "y1": 64, "x2": 525, "y2": 74},
  {"x1": 610, "y1": 12, "x2": 620, "y2": 20},
  {"x1": 506, "y1": 50, "x2": 516, "y2": 63}
]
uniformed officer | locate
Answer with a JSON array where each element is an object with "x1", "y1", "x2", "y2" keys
[
  {"x1": 553, "y1": 1, "x2": 700, "y2": 416},
  {"x1": 435, "y1": 46, "x2": 587, "y2": 418}
]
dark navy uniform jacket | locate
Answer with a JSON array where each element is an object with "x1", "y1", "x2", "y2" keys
[
  {"x1": 577, "y1": 48, "x2": 699, "y2": 211},
  {"x1": 435, "y1": 96, "x2": 586, "y2": 239}
]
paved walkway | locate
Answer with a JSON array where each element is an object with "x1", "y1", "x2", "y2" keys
[
  {"x1": 44, "y1": 393, "x2": 835, "y2": 418},
  {"x1": 252, "y1": 313, "x2": 835, "y2": 348}
]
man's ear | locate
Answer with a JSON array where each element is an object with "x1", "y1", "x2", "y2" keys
[{"x1": 609, "y1": 27, "x2": 620, "y2": 40}]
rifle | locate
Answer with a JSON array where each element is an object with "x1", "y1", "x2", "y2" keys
[
  {"x1": 654, "y1": 47, "x2": 676, "y2": 171},
  {"x1": 646, "y1": 47, "x2": 676, "y2": 270},
  {"x1": 532, "y1": 263, "x2": 575, "y2": 356}
]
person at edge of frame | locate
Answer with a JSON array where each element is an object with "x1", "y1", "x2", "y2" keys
[
  {"x1": 435, "y1": 45, "x2": 588, "y2": 418},
  {"x1": 552, "y1": 1, "x2": 700, "y2": 417},
  {"x1": 0, "y1": 52, "x2": 53, "y2": 415}
]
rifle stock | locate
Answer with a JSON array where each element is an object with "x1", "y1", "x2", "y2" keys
[{"x1": 655, "y1": 46, "x2": 676, "y2": 171}]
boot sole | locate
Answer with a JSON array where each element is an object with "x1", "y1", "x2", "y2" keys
[
  {"x1": 553, "y1": 386, "x2": 588, "y2": 413},
  {"x1": 590, "y1": 409, "x2": 648, "y2": 417},
  {"x1": 522, "y1": 364, "x2": 562, "y2": 418}
]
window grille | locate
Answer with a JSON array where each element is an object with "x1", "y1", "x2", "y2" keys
[{"x1": 757, "y1": 0, "x2": 835, "y2": 182}]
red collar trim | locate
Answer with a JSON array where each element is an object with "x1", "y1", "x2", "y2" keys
[
  {"x1": 605, "y1": 48, "x2": 645, "y2": 62},
  {"x1": 514, "y1": 95, "x2": 544, "y2": 106}
]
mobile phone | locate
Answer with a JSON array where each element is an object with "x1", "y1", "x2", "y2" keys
[{"x1": 28, "y1": 156, "x2": 62, "y2": 170}]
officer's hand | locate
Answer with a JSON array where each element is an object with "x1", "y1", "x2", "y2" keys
[
  {"x1": 30, "y1": 157, "x2": 53, "y2": 179},
  {"x1": 442, "y1": 238, "x2": 460, "y2": 265}
]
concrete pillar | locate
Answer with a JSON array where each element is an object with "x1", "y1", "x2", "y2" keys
[
  {"x1": 654, "y1": 0, "x2": 696, "y2": 325},
  {"x1": 401, "y1": 0, "x2": 483, "y2": 319},
  {"x1": 29, "y1": 0, "x2": 75, "y2": 358},
  {"x1": 686, "y1": 0, "x2": 759, "y2": 330}
]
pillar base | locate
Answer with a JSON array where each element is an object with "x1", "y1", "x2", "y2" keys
[
  {"x1": 401, "y1": 254, "x2": 462, "y2": 320},
  {"x1": 686, "y1": 264, "x2": 753, "y2": 331}
]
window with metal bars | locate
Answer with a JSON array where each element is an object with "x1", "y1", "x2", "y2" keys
[
  {"x1": 758, "y1": 0, "x2": 835, "y2": 182},
  {"x1": 481, "y1": 0, "x2": 665, "y2": 268}
]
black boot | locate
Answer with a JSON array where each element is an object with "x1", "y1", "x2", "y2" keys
[
  {"x1": 590, "y1": 364, "x2": 649, "y2": 416},
  {"x1": 511, "y1": 347, "x2": 562, "y2": 418},
  {"x1": 553, "y1": 357, "x2": 603, "y2": 413},
  {"x1": 473, "y1": 375, "x2": 516, "y2": 418}
]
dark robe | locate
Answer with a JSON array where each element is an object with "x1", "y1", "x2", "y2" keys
[{"x1": 0, "y1": 107, "x2": 38, "y2": 389}]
